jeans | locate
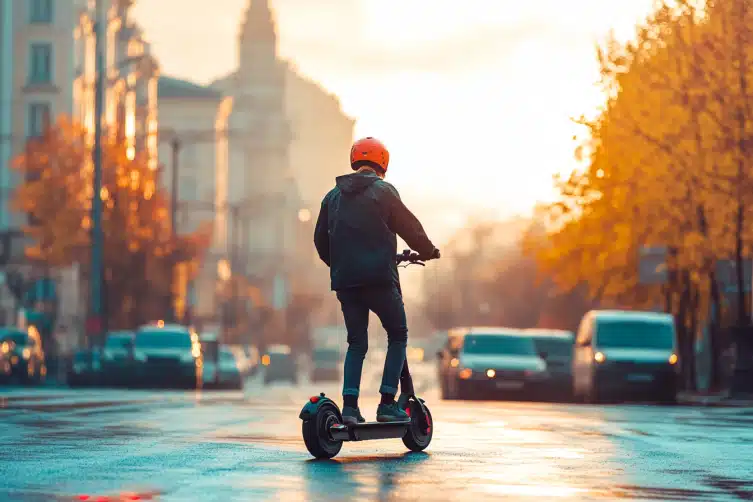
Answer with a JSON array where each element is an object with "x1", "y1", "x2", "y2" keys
[{"x1": 337, "y1": 285, "x2": 414, "y2": 397}]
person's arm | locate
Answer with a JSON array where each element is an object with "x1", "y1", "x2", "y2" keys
[
  {"x1": 384, "y1": 185, "x2": 437, "y2": 258},
  {"x1": 313, "y1": 197, "x2": 331, "y2": 267}
]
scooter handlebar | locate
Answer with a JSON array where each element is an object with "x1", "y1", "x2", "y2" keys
[{"x1": 395, "y1": 248, "x2": 440, "y2": 266}]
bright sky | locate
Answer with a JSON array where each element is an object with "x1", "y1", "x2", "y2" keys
[{"x1": 132, "y1": 0, "x2": 655, "y2": 244}]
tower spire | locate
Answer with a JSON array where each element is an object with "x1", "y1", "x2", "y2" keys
[{"x1": 239, "y1": 0, "x2": 277, "y2": 53}]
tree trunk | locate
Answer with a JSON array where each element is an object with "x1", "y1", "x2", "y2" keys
[
  {"x1": 687, "y1": 284, "x2": 699, "y2": 392},
  {"x1": 676, "y1": 270, "x2": 694, "y2": 391},
  {"x1": 709, "y1": 271, "x2": 723, "y2": 390}
]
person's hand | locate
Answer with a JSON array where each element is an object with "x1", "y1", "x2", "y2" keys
[{"x1": 421, "y1": 248, "x2": 440, "y2": 260}]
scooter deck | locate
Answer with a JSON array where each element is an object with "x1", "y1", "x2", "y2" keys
[{"x1": 330, "y1": 419, "x2": 411, "y2": 442}]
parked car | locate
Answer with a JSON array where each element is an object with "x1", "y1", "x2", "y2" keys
[
  {"x1": 437, "y1": 327, "x2": 549, "y2": 400},
  {"x1": 311, "y1": 347, "x2": 341, "y2": 382},
  {"x1": 101, "y1": 331, "x2": 135, "y2": 386},
  {"x1": 0, "y1": 326, "x2": 46, "y2": 384},
  {"x1": 262, "y1": 344, "x2": 297, "y2": 385},
  {"x1": 67, "y1": 348, "x2": 102, "y2": 387},
  {"x1": 133, "y1": 325, "x2": 203, "y2": 389},
  {"x1": 572, "y1": 310, "x2": 679, "y2": 404},
  {"x1": 215, "y1": 346, "x2": 244, "y2": 389},
  {"x1": 527, "y1": 329, "x2": 575, "y2": 400}
]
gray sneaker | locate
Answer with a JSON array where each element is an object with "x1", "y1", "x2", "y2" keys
[
  {"x1": 376, "y1": 401, "x2": 410, "y2": 422},
  {"x1": 342, "y1": 406, "x2": 365, "y2": 425},
  {"x1": 397, "y1": 393, "x2": 411, "y2": 411}
]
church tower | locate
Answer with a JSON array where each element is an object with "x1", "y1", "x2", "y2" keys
[
  {"x1": 238, "y1": 0, "x2": 277, "y2": 69},
  {"x1": 229, "y1": 0, "x2": 297, "y2": 294},
  {"x1": 235, "y1": 0, "x2": 290, "y2": 193}
]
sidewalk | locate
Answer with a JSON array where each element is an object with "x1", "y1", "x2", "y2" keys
[{"x1": 677, "y1": 390, "x2": 753, "y2": 407}]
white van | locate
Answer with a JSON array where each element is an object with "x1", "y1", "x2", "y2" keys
[{"x1": 572, "y1": 310, "x2": 679, "y2": 403}]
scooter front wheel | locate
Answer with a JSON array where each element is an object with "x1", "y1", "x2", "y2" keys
[
  {"x1": 302, "y1": 402, "x2": 343, "y2": 459},
  {"x1": 402, "y1": 401, "x2": 433, "y2": 452}
]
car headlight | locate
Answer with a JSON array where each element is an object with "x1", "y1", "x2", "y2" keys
[
  {"x1": 22, "y1": 348, "x2": 31, "y2": 360},
  {"x1": 0, "y1": 342, "x2": 9, "y2": 354}
]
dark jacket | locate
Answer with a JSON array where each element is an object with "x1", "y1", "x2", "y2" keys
[{"x1": 314, "y1": 171, "x2": 436, "y2": 291}]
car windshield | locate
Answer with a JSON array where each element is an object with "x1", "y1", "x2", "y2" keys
[
  {"x1": 0, "y1": 330, "x2": 28, "y2": 345},
  {"x1": 269, "y1": 352, "x2": 291, "y2": 363},
  {"x1": 463, "y1": 334, "x2": 536, "y2": 355},
  {"x1": 135, "y1": 330, "x2": 192, "y2": 349},
  {"x1": 313, "y1": 350, "x2": 340, "y2": 362},
  {"x1": 533, "y1": 338, "x2": 573, "y2": 357},
  {"x1": 596, "y1": 320, "x2": 675, "y2": 349}
]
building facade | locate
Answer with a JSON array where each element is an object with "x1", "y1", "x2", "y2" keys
[
  {"x1": 73, "y1": 0, "x2": 159, "y2": 169},
  {"x1": 0, "y1": 0, "x2": 87, "y2": 334},
  {"x1": 285, "y1": 67, "x2": 355, "y2": 210},
  {"x1": 157, "y1": 75, "x2": 233, "y2": 318},
  {"x1": 0, "y1": 0, "x2": 82, "y2": 236}
]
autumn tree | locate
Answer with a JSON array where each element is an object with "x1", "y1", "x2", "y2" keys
[
  {"x1": 526, "y1": 0, "x2": 753, "y2": 390},
  {"x1": 13, "y1": 118, "x2": 210, "y2": 335}
]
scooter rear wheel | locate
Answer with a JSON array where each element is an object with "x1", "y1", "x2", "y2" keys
[
  {"x1": 402, "y1": 401, "x2": 433, "y2": 452},
  {"x1": 302, "y1": 402, "x2": 343, "y2": 459}
]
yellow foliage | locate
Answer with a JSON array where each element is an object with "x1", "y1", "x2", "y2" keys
[
  {"x1": 529, "y1": 0, "x2": 753, "y2": 318},
  {"x1": 12, "y1": 117, "x2": 211, "y2": 328}
]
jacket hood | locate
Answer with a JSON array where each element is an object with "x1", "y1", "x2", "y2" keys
[{"x1": 336, "y1": 171, "x2": 380, "y2": 194}]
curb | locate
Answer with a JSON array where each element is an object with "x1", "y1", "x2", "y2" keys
[{"x1": 677, "y1": 393, "x2": 753, "y2": 407}]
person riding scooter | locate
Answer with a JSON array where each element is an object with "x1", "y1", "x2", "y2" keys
[{"x1": 314, "y1": 136, "x2": 440, "y2": 425}]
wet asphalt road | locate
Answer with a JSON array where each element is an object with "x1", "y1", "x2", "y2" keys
[{"x1": 2, "y1": 361, "x2": 753, "y2": 501}]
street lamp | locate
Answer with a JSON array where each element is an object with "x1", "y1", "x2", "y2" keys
[
  {"x1": 155, "y1": 128, "x2": 243, "y2": 235},
  {"x1": 88, "y1": 0, "x2": 105, "y2": 345}
]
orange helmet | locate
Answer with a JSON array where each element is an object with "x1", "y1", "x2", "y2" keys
[{"x1": 350, "y1": 137, "x2": 389, "y2": 173}]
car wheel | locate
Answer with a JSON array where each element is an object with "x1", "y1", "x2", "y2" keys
[{"x1": 657, "y1": 385, "x2": 677, "y2": 405}]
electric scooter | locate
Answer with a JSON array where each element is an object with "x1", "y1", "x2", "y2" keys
[{"x1": 299, "y1": 250, "x2": 434, "y2": 459}]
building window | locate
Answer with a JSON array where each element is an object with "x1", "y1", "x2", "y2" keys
[
  {"x1": 27, "y1": 103, "x2": 51, "y2": 138},
  {"x1": 29, "y1": 0, "x2": 53, "y2": 24},
  {"x1": 28, "y1": 43, "x2": 53, "y2": 84}
]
